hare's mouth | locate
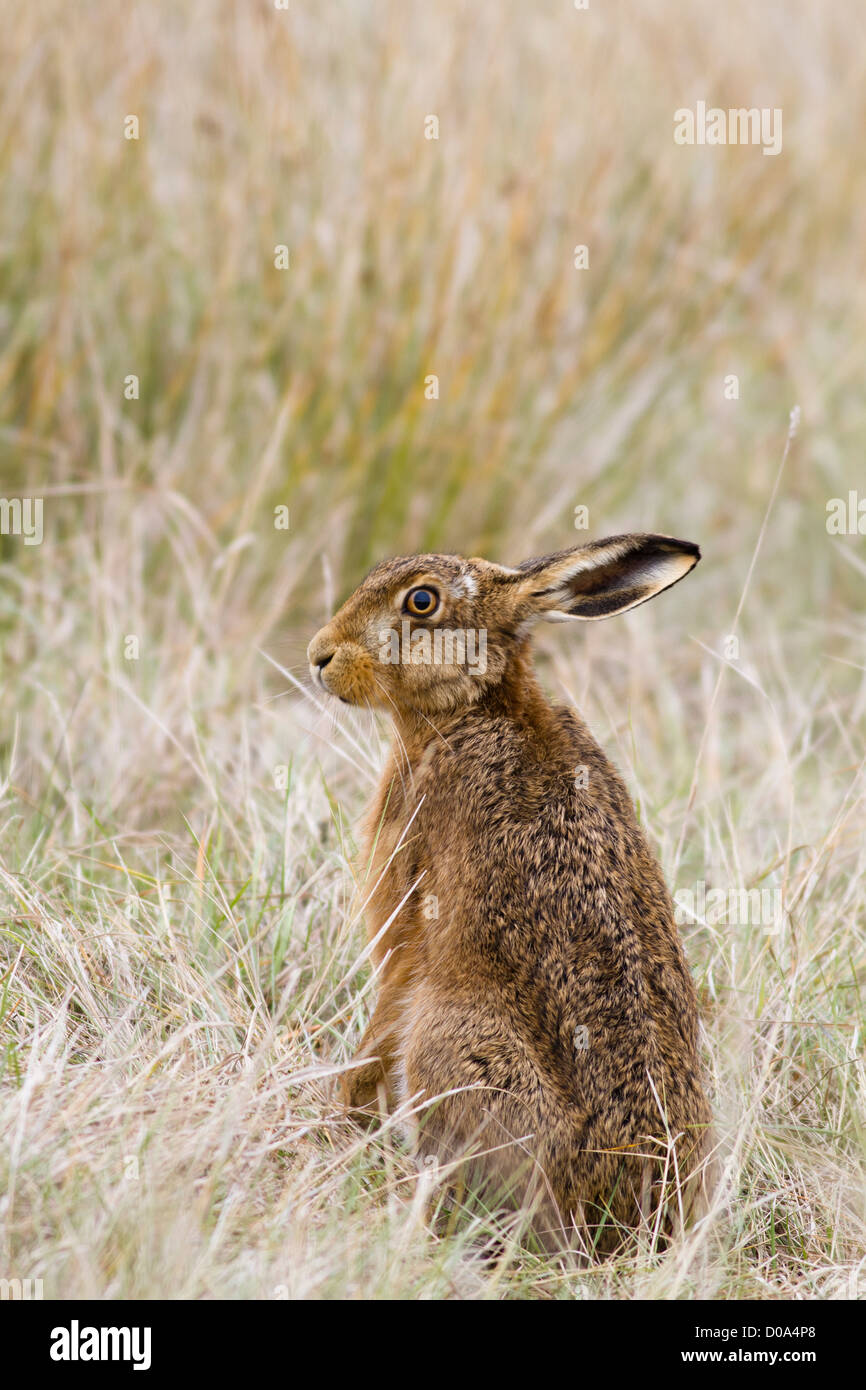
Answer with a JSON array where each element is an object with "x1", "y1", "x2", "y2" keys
[
  {"x1": 310, "y1": 662, "x2": 354, "y2": 705},
  {"x1": 308, "y1": 638, "x2": 383, "y2": 709}
]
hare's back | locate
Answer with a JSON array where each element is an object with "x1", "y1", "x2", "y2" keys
[{"x1": 419, "y1": 715, "x2": 699, "y2": 1094}]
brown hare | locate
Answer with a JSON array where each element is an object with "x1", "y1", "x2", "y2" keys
[{"x1": 307, "y1": 534, "x2": 711, "y2": 1252}]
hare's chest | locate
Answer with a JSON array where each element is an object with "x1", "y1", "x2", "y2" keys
[
  {"x1": 360, "y1": 751, "x2": 467, "y2": 954},
  {"x1": 365, "y1": 813, "x2": 415, "y2": 892},
  {"x1": 360, "y1": 793, "x2": 429, "y2": 959}
]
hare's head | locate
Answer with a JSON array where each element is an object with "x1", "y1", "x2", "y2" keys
[{"x1": 307, "y1": 533, "x2": 699, "y2": 717}]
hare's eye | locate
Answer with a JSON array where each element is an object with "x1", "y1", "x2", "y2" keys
[{"x1": 404, "y1": 586, "x2": 439, "y2": 617}]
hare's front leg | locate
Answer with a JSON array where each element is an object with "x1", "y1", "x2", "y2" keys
[
  {"x1": 339, "y1": 981, "x2": 409, "y2": 1119},
  {"x1": 340, "y1": 1052, "x2": 390, "y2": 1118}
]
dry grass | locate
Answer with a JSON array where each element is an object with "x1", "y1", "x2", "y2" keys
[{"x1": 1, "y1": 0, "x2": 865, "y2": 1298}]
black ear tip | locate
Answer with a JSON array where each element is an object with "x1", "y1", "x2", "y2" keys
[
  {"x1": 669, "y1": 538, "x2": 700, "y2": 563},
  {"x1": 653, "y1": 536, "x2": 700, "y2": 563}
]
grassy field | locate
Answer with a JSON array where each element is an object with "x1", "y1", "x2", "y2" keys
[{"x1": 1, "y1": 0, "x2": 865, "y2": 1298}]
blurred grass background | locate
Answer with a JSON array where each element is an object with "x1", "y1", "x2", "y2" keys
[{"x1": 1, "y1": 0, "x2": 865, "y2": 1298}]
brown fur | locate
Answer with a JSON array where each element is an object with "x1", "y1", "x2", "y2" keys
[{"x1": 307, "y1": 534, "x2": 712, "y2": 1250}]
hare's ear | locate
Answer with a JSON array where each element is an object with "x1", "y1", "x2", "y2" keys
[{"x1": 516, "y1": 534, "x2": 700, "y2": 622}]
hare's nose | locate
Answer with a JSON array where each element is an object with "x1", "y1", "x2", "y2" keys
[{"x1": 307, "y1": 630, "x2": 336, "y2": 669}]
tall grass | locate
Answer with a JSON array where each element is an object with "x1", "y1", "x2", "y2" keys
[{"x1": 1, "y1": 0, "x2": 865, "y2": 1297}]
